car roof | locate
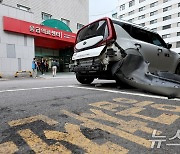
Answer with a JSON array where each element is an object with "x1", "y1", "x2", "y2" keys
[{"x1": 111, "y1": 18, "x2": 158, "y2": 34}]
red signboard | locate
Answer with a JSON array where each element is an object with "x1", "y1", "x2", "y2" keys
[{"x1": 3, "y1": 16, "x2": 76, "y2": 49}]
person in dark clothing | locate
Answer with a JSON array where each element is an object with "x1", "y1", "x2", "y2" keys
[
  {"x1": 45, "y1": 60, "x2": 49, "y2": 72},
  {"x1": 40, "y1": 57, "x2": 45, "y2": 75}
]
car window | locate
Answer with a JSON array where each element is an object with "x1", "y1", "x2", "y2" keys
[
  {"x1": 120, "y1": 23, "x2": 131, "y2": 35},
  {"x1": 150, "y1": 33, "x2": 167, "y2": 48},
  {"x1": 76, "y1": 20, "x2": 109, "y2": 43},
  {"x1": 113, "y1": 20, "x2": 167, "y2": 48},
  {"x1": 131, "y1": 26, "x2": 151, "y2": 44},
  {"x1": 114, "y1": 21, "x2": 152, "y2": 44}
]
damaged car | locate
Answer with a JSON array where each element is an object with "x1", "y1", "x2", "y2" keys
[{"x1": 70, "y1": 17, "x2": 180, "y2": 98}]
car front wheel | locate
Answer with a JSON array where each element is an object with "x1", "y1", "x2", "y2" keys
[{"x1": 76, "y1": 73, "x2": 94, "y2": 84}]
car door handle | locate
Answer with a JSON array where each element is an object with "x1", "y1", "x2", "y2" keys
[
  {"x1": 135, "y1": 43, "x2": 141, "y2": 49},
  {"x1": 157, "y1": 49, "x2": 163, "y2": 56},
  {"x1": 158, "y1": 48, "x2": 162, "y2": 53}
]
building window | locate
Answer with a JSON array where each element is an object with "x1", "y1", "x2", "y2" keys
[
  {"x1": 139, "y1": 6, "x2": 145, "y2": 12},
  {"x1": 42, "y1": 12, "x2": 52, "y2": 20},
  {"x1": 139, "y1": 0, "x2": 146, "y2": 3},
  {"x1": 163, "y1": 0, "x2": 171, "y2": 3},
  {"x1": 119, "y1": 14, "x2": 125, "y2": 19},
  {"x1": 129, "y1": 0, "x2": 135, "y2": 7},
  {"x1": 128, "y1": 10, "x2": 134, "y2": 16},
  {"x1": 139, "y1": 23, "x2": 145, "y2": 27},
  {"x1": 112, "y1": 13, "x2": 118, "y2": 18},
  {"x1": 162, "y1": 24, "x2": 171, "y2": 30},
  {"x1": 150, "y1": 19, "x2": 157, "y2": 24},
  {"x1": 178, "y1": 22, "x2": 180, "y2": 27},
  {"x1": 7, "y1": 44, "x2": 16, "y2": 58},
  {"x1": 150, "y1": 10, "x2": 158, "y2": 16},
  {"x1": 61, "y1": 18, "x2": 70, "y2": 26},
  {"x1": 128, "y1": 18, "x2": 134, "y2": 23},
  {"x1": 138, "y1": 14, "x2": 145, "y2": 20},
  {"x1": 120, "y1": 4, "x2": 125, "y2": 11},
  {"x1": 163, "y1": 6, "x2": 172, "y2": 12},
  {"x1": 17, "y1": 4, "x2": 30, "y2": 11},
  {"x1": 162, "y1": 34, "x2": 171, "y2": 39},
  {"x1": 150, "y1": 1, "x2": 158, "y2": 8},
  {"x1": 177, "y1": 32, "x2": 180, "y2": 36},
  {"x1": 176, "y1": 41, "x2": 180, "y2": 48},
  {"x1": 163, "y1": 15, "x2": 171, "y2": 21},
  {"x1": 151, "y1": 28, "x2": 157, "y2": 32},
  {"x1": 178, "y1": 3, "x2": 180, "y2": 7},
  {"x1": 77, "y1": 23, "x2": 84, "y2": 30},
  {"x1": 178, "y1": 12, "x2": 180, "y2": 17}
]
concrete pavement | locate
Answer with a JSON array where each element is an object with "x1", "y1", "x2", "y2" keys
[
  {"x1": 0, "y1": 72, "x2": 76, "y2": 81},
  {"x1": 38, "y1": 72, "x2": 76, "y2": 79}
]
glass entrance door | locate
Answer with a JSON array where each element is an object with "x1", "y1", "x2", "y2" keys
[{"x1": 59, "y1": 48, "x2": 73, "y2": 72}]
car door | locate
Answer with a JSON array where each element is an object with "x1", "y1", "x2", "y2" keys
[
  {"x1": 130, "y1": 26, "x2": 159, "y2": 73},
  {"x1": 151, "y1": 33, "x2": 175, "y2": 72}
]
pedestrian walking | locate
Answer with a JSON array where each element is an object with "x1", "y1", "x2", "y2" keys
[
  {"x1": 32, "y1": 58, "x2": 38, "y2": 78},
  {"x1": 45, "y1": 60, "x2": 49, "y2": 72},
  {"x1": 51, "y1": 60, "x2": 58, "y2": 77},
  {"x1": 40, "y1": 57, "x2": 45, "y2": 75}
]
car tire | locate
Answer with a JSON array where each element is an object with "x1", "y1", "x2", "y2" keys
[
  {"x1": 76, "y1": 73, "x2": 94, "y2": 84},
  {"x1": 175, "y1": 64, "x2": 180, "y2": 75}
]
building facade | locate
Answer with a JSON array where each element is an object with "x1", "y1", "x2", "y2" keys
[
  {"x1": 2, "y1": 0, "x2": 89, "y2": 33},
  {"x1": 0, "y1": 0, "x2": 89, "y2": 77},
  {"x1": 115, "y1": 0, "x2": 180, "y2": 53}
]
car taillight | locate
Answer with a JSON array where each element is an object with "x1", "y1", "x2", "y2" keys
[{"x1": 96, "y1": 18, "x2": 117, "y2": 47}]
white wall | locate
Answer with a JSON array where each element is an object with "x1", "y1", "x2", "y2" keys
[{"x1": 0, "y1": 4, "x2": 34, "y2": 77}]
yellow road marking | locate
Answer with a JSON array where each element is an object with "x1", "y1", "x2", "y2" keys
[
  {"x1": 90, "y1": 101, "x2": 125, "y2": 111},
  {"x1": 134, "y1": 101, "x2": 154, "y2": 107},
  {"x1": 82, "y1": 109, "x2": 159, "y2": 134},
  {"x1": 62, "y1": 110, "x2": 151, "y2": 148},
  {"x1": 114, "y1": 98, "x2": 155, "y2": 107},
  {"x1": 8, "y1": 115, "x2": 58, "y2": 127},
  {"x1": 5, "y1": 97, "x2": 179, "y2": 153},
  {"x1": 0, "y1": 141, "x2": 18, "y2": 154},
  {"x1": 116, "y1": 107, "x2": 179, "y2": 125},
  {"x1": 113, "y1": 98, "x2": 138, "y2": 104},
  {"x1": 45, "y1": 123, "x2": 129, "y2": 154},
  {"x1": 151, "y1": 104, "x2": 180, "y2": 112},
  {"x1": 18, "y1": 129, "x2": 71, "y2": 154}
]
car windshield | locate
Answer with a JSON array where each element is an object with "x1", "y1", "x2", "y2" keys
[{"x1": 76, "y1": 20, "x2": 109, "y2": 43}]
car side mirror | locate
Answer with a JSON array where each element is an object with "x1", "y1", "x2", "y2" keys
[{"x1": 167, "y1": 43, "x2": 172, "y2": 49}]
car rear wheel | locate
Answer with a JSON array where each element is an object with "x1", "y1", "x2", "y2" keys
[
  {"x1": 175, "y1": 64, "x2": 180, "y2": 75},
  {"x1": 76, "y1": 73, "x2": 94, "y2": 84}
]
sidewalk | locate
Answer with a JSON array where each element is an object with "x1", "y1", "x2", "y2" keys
[
  {"x1": 38, "y1": 72, "x2": 76, "y2": 79},
  {"x1": 0, "y1": 72, "x2": 76, "y2": 80}
]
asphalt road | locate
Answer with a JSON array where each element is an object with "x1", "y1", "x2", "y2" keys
[{"x1": 0, "y1": 74, "x2": 180, "y2": 154}]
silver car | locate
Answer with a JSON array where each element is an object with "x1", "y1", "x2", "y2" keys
[
  {"x1": 112, "y1": 19, "x2": 180, "y2": 74},
  {"x1": 71, "y1": 17, "x2": 180, "y2": 84}
]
